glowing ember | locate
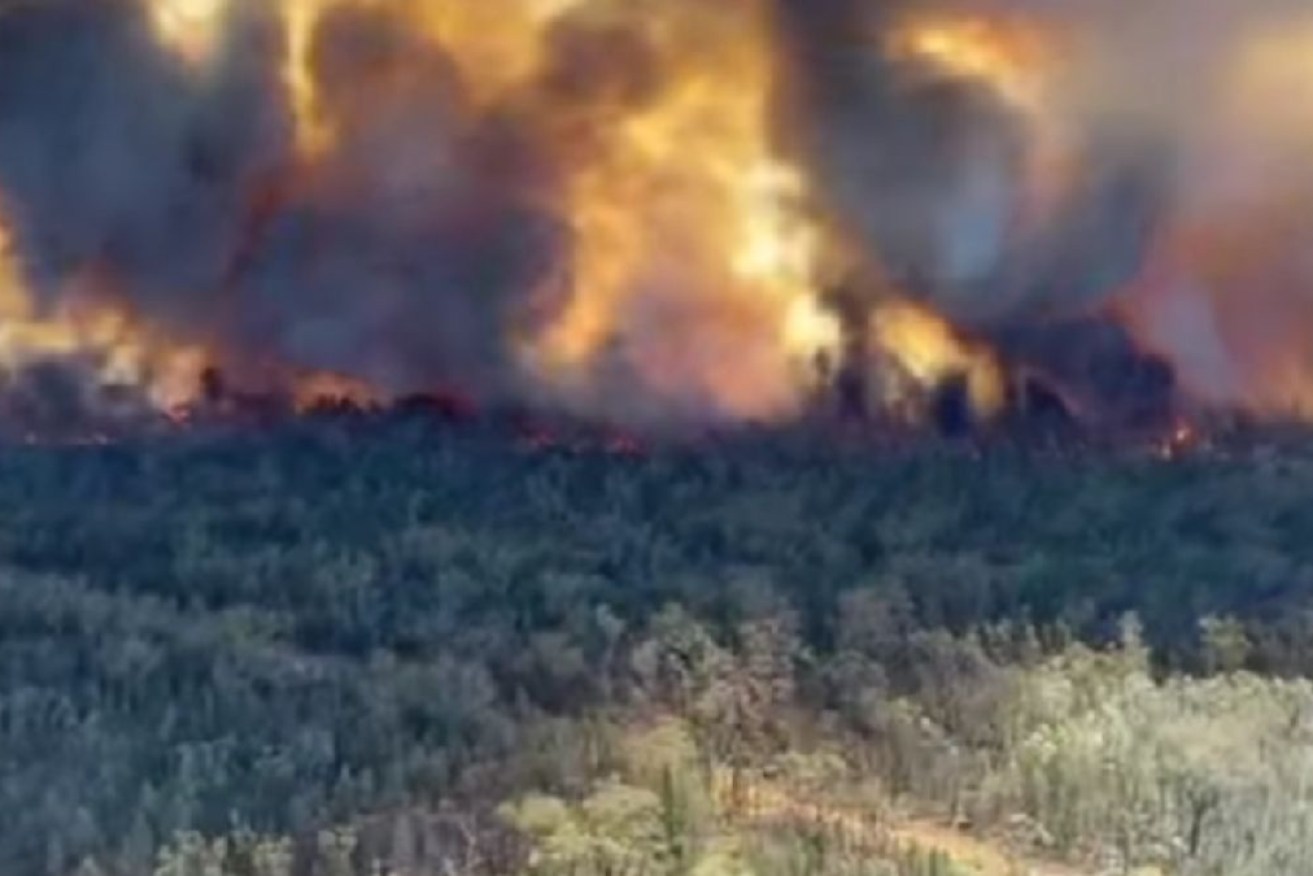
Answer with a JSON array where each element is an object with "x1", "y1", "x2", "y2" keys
[
  {"x1": 1157, "y1": 419, "x2": 1199, "y2": 460},
  {"x1": 290, "y1": 370, "x2": 378, "y2": 412}
]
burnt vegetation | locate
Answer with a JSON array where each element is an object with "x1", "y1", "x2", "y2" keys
[{"x1": 2, "y1": 419, "x2": 1313, "y2": 874}]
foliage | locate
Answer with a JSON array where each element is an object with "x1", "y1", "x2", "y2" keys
[
  {"x1": 991, "y1": 642, "x2": 1313, "y2": 874},
  {"x1": 2, "y1": 423, "x2": 1313, "y2": 872}
]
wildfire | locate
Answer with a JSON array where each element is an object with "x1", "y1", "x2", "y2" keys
[
  {"x1": 262, "y1": 0, "x2": 844, "y2": 420},
  {"x1": 283, "y1": 0, "x2": 331, "y2": 159},
  {"x1": 147, "y1": 0, "x2": 229, "y2": 66},
  {"x1": 1156, "y1": 418, "x2": 1198, "y2": 460},
  {"x1": 871, "y1": 299, "x2": 1006, "y2": 417},
  {"x1": 7, "y1": 1, "x2": 1083, "y2": 432},
  {"x1": 125, "y1": 1, "x2": 1022, "y2": 427},
  {"x1": 289, "y1": 369, "x2": 378, "y2": 411},
  {"x1": 280, "y1": 0, "x2": 587, "y2": 155},
  {"x1": 0, "y1": 222, "x2": 208, "y2": 409},
  {"x1": 0, "y1": 205, "x2": 204, "y2": 414},
  {"x1": 887, "y1": 14, "x2": 1054, "y2": 115},
  {"x1": 887, "y1": 12, "x2": 1075, "y2": 230},
  {"x1": 519, "y1": 0, "x2": 840, "y2": 420},
  {"x1": 1117, "y1": 21, "x2": 1313, "y2": 422},
  {"x1": 23, "y1": 0, "x2": 1313, "y2": 441}
]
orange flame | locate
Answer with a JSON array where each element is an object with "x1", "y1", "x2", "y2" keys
[
  {"x1": 79, "y1": 2, "x2": 1037, "y2": 425},
  {"x1": 513, "y1": 0, "x2": 840, "y2": 420},
  {"x1": 887, "y1": 12, "x2": 1075, "y2": 229},
  {"x1": 148, "y1": 0, "x2": 230, "y2": 67},
  {"x1": 0, "y1": 219, "x2": 209, "y2": 409},
  {"x1": 284, "y1": 0, "x2": 332, "y2": 160},
  {"x1": 290, "y1": 370, "x2": 378, "y2": 411},
  {"x1": 39, "y1": 0, "x2": 1235, "y2": 430},
  {"x1": 887, "y1": 14, "x2": 1054, "y2": 114},
  {"x1": 871, "y1": 299, "x2": 1006, "y2": 417}
]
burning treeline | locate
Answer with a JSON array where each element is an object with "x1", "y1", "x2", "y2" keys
[{"x1": 1, "y1": 0, "x2": 1312, "y2": 437}]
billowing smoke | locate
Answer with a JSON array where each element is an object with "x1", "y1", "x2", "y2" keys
[
  {"x1": 0, "y1": 0, "x2": 836, "y2": 430},
  {"x1": 0, "y1": 1, "x2": 280, "y2": 326},
  {"x1": 1058, "y1": 0, "x2": 1313, "y2": 415},
  {"x1": 0, "y1": 0, "x2": 562, "y2": 406},
  {"x1": 771, "y1": 0, "x2": 1168, "y2": 321},
  {"x1": 2, "y1": 0, "x2": 1313, "y2": 435},
  {"x1": 774, "y1": 0, "x2": 1313, "y2": 417},
  {"x1": 235, "y1": 3, "x2": 565, "y2": 397}
]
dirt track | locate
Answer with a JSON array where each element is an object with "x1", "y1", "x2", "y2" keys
[{"x1": 713, "y1": 769, "x2": 1093, "y2": 876}]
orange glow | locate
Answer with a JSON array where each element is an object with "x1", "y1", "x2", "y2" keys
[
  {"x1": 1156, "y1": 418, "x2": 1198, "y2": 460},
  {"x1": 888, "y1": 13, "x2": 1076, "y2": 229},
  {"x1": 1122, "y1": 207, "x2": 1313, "y2": 419},
  {"x1": 147, "y1": 0, "x2": 230, "y2": 67},
  {"x1": 34, "y1": 1, "x2": 1221, "y2": 428},
  {"x1": 0, "y1": 227, "x2": 209, "y2": 408},
  {"x1": 887, "y1": 14, "x2": 1055, "y2": 115},
  {"x1": 283, "y1": 0, "x2": 333, "y2": 160},
  {"x1": 519, "y1": 1, "x2": 840, "y2": 419},
  {"x1": 1117, "y1": 22, "x2": 1313, "y2": 421},
  {"x1": 290, "y1": 370, "x2": 378, "y2": 411},
  {"x1": 129, "y1": 3, "x2": 1049, "y2": 424},
  {"x1": 407, "y1": 0, "x2": 583, "y2": 105},
  {"x1": 281, "y1": 0, "x2": 581, "y2": 160},
  {"x1": 0, "y1": 201, "x2": 208, "y2": 409},
  {"x1": 871, "y1": 299, "x2": 1006, "y2": 416}
]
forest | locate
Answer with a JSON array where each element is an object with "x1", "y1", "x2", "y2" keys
[{"x1": 3, "y1": 416, "x2": 1313, "y2": 875}]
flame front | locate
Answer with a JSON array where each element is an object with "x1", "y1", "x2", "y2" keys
[
  {"x1": 271, "y1": 0, "x2": 842, "y2": 421},
  {"x1": 520, "y1": 1, "x2": 838, "y2": 419},
  {"x1": 872, "y1": 299, "x2": 1006, "y2": 417},
  {"x1": 12, "y1": 0, "x2": 1313, "y2": 435},
  {"x1": 0, "y1": 212, "x2": 207, "y2": 411},
  {"x1": 116, "y1": 1, "x2": 1039, "y2": 424},
  {"x1": 115, "y1": 0, "x2": 844, "y2": 424}
]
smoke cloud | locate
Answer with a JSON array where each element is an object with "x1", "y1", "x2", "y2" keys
[
  {"x1": 772, "y1": 0, "x2": 1168, "y2": 322},
  {"x1": 2, "y1": 0, "x2": 1313, "y2": 430},
  {"x1": 0, "y1": 0, "x2": 282, "y2": 320},
  {"x1": 1017, "y1": 0, "x2": 1313, "y2": 413},
  {"x1": 775, "y1": 0, "x2": 1313, "y2": 414},
  {"x1": 0, "y1": 0, "x2": 563, "y2": 405}
]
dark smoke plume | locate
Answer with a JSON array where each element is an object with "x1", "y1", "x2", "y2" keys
[
  {"x1": 4, "y1": 0, "x2": 1312, "y2": 430},
  {"x1": 0, "y1": 0, "x2": 563, "y2": 403},
  {"x1": 771, "y1": 0, "x2": 1172, "y2": 327},
  {"x1": 777, "y1": 0, "x2": 1313, "y2": 419},
  {"x1": 0, "y1": 0, "x2": 283, "y2": 321}
]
